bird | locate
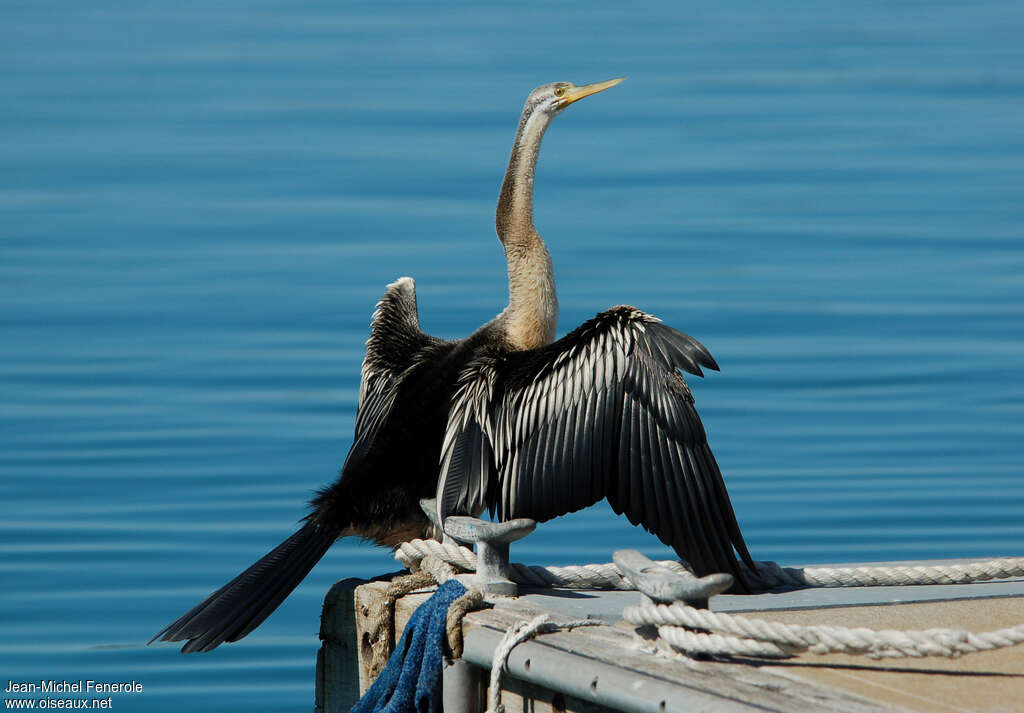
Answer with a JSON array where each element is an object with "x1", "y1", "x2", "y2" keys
[{"x1": 152, "y1": 77, "x2": 755, "y2": 653}]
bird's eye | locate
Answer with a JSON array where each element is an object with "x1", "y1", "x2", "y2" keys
[{"x1": 554, "y1": 87, "x2": 566, "y2": 97}]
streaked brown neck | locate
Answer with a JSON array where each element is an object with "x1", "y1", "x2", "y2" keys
[{"x1": 494, "y1": 101, "x2": 558, "y2": 351}]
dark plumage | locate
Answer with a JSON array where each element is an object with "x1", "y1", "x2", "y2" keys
[
  {"x1": 437, "y1": 304, "x2": 753, "y2": 584},
  {"x1": 152, "y1": 78, "x2": 753, "y2": 654}
]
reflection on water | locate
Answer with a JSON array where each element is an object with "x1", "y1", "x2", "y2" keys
[{"x1": 2, "y1": 1, "x2": 1023, "y2": 710}]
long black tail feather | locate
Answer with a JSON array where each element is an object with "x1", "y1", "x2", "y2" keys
[{"x1": 150, "y1": 522, "x2": 339, "y2": 653}]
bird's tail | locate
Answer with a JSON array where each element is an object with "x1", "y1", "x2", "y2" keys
[{"x1": 150, "y1": 522, "x2": 340, "y2": 653}]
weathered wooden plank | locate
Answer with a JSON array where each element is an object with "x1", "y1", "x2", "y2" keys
[
  {"x1": 315, "y1": 578, "x2": 366, "y2": 713},
  {"x1": 351, "y1": 579, "x2": 438, "y2": 696},
  {"x1": 750, "y1": 595, "x2": 1024, "y2": 713}
]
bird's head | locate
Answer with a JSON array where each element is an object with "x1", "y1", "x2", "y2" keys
[
  {"x1": 497, "y1": 76, "x2": 626, "y2": 240},
  {"x1": 525, "y1": 77, "x2": 625, "y2": 117}
]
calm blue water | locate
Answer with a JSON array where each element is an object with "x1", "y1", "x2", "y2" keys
[{"x1": 3, "y1": 1, "x2": 1024, "y2": 710}]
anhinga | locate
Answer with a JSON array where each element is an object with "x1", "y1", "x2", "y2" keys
[{"x1": 153, "y1": 78, "x2": 754, "y2": 653}]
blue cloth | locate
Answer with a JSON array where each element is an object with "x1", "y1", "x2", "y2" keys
[{"x1": 350, "y1": 579, "x2": 467, "y2": 713}]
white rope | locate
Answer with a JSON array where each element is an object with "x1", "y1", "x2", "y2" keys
[
  {"x1": 397, "y1": 538, "x2": 692, "y2": 589},
  {"x1": 397, "y1": 539, "x2": 1024, "y2": 592},
  {"x1": 747, "y1": 557, "x2": 1024, "y2": 589},
  {"x1": 624, "y1": 599, "x2": 1024, "y2": 660},
  {"x1": 396, "y1": 539, "x2": 1024, "y2": 661},
  {"x1": 484, "y1": 614, "x2": 601, "y2": 713}
]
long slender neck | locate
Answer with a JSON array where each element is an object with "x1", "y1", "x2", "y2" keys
[{"x1": 494, "y1": 103, "x2": 558, "y2": 351}]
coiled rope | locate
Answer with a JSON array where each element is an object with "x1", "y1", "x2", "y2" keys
[
  {"x1": 624, "y1": 599, "x2": 1024, "y2": 659},
  {"x1": 395, "y1": 539, "x2": 1024, "y2": 661}
]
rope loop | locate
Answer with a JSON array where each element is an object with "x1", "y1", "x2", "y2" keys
[
  {"x1": 623, "y1": 598, "x2": 1024, "y2": 660},
  {"x1": 485, "y1": 615, "x2": 601, "y2": 713}
]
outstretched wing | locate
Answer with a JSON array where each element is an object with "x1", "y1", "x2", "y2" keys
[
  {"x1": 437, "y1": 306, "x2": 754, "y2": 587},
  {"x1": 345, "y1": 277, "x2": 440, "y2": 468}
]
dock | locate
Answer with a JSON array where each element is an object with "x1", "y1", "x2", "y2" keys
[{"x1": 316, "y1": 559, "x2": 1024, "y2": 713}]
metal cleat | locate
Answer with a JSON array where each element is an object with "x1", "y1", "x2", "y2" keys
[
  {"x1": 444, "y1": 515, "x2": 536, "y2": 596},
  {"x1": 419, "y1": 498, "x2": 536, "y2": 596},
  {"x1": 613, "y1": 549, "x2": 733, "y2": 608}
]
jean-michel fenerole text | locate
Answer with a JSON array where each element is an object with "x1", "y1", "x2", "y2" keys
[{"x1": 5, "y1": 681, "x2": 143, "y2": 694}]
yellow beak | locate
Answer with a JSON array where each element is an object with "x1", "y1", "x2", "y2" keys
[{"x1": 560, "y1": 77, "x2": 625, "y2": 107}]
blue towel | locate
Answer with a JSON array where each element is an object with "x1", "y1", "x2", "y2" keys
[{"x1": 350, "y1": 578, "x2": 467, "y2": 713}]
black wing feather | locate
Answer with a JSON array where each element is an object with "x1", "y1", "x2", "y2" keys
[
  {"x1": 647, "y1": 412, "x2": 677, "y2": 550},
  {"x1": 616, "y1": 393, "x2": 635, "y2": 518},
  {"x1": 437, "y1": 306, "x2": 753, "y2": 588}
]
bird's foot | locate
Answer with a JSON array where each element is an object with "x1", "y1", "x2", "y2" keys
[{"x1": 614, "y1": 549, "x2": 733, "y2": 608}]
